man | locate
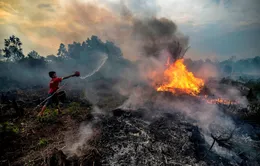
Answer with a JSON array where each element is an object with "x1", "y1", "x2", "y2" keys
[{"x1": 38, "y1": 71, "x2": 80, "y2": 116}]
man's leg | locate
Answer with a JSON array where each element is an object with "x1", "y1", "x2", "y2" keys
[
  {"x1": 38, "y1": 94, "x2": 52, "y2": 116},
  {"x1": 53, "y1": 94, "x2": 62, "y2": 114},
  {"x1": 38, "y1": 104, "x2": 47, "y2": 116}
]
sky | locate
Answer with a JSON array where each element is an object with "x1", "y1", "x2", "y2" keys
[{"x1": 0, "y1": 0, "x2": 260, "y2": 60}]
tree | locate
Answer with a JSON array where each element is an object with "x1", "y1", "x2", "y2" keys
[
  {"x1": 223, "y1": 65, "x2": 232, "y2": 76},
  {"x1": 46, "y1": 55, "x2": 57, "y2": 61},
  {"x1": 20, "y1": 50, "x2": 45, "y2": 68},
  {"x1": 0, "y1": 49, "x2": 3, "y2": 60},
  {"x1": 57, "y1": 43, "x2": 68, "y2": 57},
  {"x1": 1, "y1": 35, "x2": 24, "y2": 61},
  {"x1": 205, "y1": 58, "x2": 212, "y2": 64},
  {"x1": 68, "y1": 42, "x2": 82, "y2": 59},
  {"x1": 27, "y1": 50, "x2": 41, "y2": 59}
]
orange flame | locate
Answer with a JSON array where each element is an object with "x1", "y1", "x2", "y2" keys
[
  {"x1": 155, "y1": 59, "x2": 204, "y2": 96},
  {"x1": 203, "y1": 96, "x2": 237, "y2": 105}
]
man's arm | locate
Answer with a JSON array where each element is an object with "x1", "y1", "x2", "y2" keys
[
  {"x1": 62, "y1": 74, "x2": 76, "y2": 80},
  {"x1": 62, "y1": 71, "x2": 80, "y2": 80}
]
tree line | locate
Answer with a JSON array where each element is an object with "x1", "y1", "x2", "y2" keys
[
  {"x1": 0, "y1": 35, "x2": 259, "y2": 86},
  {"x1": 0, "y1": 35, "x2": 132, "y2": 90},
  {"x1": 0, "y1": 35, "x2": 123, "y2": 63}
]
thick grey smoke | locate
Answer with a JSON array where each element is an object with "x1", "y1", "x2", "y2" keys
[
  {"x1": 117, "y1": 0, "x2": 190, "y2": 62},
  {"x1": 132, "y1": 18, "x2": 189, "y2": 61}
]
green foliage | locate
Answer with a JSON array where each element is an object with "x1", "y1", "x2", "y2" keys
[
  {"x1": 27, "y1": 50, "x2": 42, "y2": 59},
  {"x1": 66, "y1": 35, "x2": 122, "y2": 60},
  {"x1": 0, "y1": 49, "x2": 3, "y2": 59},
  {"x1": 57, "y1": 43, "x2": 68, "y2": 57},
  {"x1": 67, "y1": 102, "x2": 81, "y2": 117},
  {"x1": 1, "y1": 35, "x2": 24, "y2": 61},
  {"x1": 37, "y1": 108, "x2": 59, "y2": 123},
  {"x1": 19, "y1": 55, "x2": 46, "y2": 68},
  {"x1": 223, "y1": 65, "x2": 232, "y2": 75},
  {"x1": 0, "y1": 122, "x2": 19, "y2": 134},
  {"x1": 38, "y1": 138, "x2": 48, "y2": 147}
]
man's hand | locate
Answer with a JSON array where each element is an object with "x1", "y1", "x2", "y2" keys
[{"x1": 74, "y1": 71, "x2": 80, "y2": 77}]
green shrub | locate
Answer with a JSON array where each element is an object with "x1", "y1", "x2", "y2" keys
[
  {"x1": 38, "y1": 138, "x2": 48, "y2": 147},
  {"x1": 67, "y1": 102, "x2": 81, "y2": 117},
  {"x1": 37, "y1": 108, "x2": 58, "y2": 123},
  {"x1": 0, "y1": 122, "x2": 19, "y2": 134}
]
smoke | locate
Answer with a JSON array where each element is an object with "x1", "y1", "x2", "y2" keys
[
  {"x1": 64, "y1": 105, "x2": 106, "y2": 157},
  {"x1": 132, "y1": 17, "x2": 189, "y2": 59},
  {"x1": 196, "y1": 62, "x2": 220, "y2": 80},
  {"x1": 80, "y1": 53, "x2": 108, "y2": 80},
  {"x1": 206, "y1": 81, "x2": 249, "y2": 107},
  {"x1": 120, "y1": 0, "x2": 159, "y2": 18},
  {"x1": 120, "y1": 0, "x2": 189, "y2": 62},
  {"x1": 52, "y1": 0, "x2": 189, "y2": 62},
  {"x1": 118, "y1": 85, "x2": 152, "y2": 110},
  {"x1": 67, "y1": 95, "x2": 112, "y2": 160},
  {"x1": 64, "y1": 123, "x2": 94, "y2": 156}
]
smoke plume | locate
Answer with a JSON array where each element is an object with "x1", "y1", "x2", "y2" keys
[{"x1": 52, "y1": 0, "x2": 189, "y2": 63}]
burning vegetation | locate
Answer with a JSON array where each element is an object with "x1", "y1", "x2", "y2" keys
[
  {"x1": 154, "y1": 58, "x2": 205, "y2": 96},
  {"x1": 204, "y1": 97, "x2": 238, "y2": 105}
]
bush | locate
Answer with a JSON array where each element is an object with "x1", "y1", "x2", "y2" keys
[
  {"x1": 67, "y1": 102, "x2": 81, "y2": 118},
  {"x1": 37, "y1": 108, "x2": 59, "y2": 123},
  {"x1": 38, "y1": 138, "x2": 48, "y2": 147},
  {"x1": 0, "y1": 121, "x2": 19, "y2": 134}
]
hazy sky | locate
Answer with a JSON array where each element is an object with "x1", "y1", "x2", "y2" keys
[{"x1": 0, "y1": 0, "x2": 260, "y2": 60}]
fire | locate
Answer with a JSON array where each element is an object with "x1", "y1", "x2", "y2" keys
[
  {"x1": 203, "y1": 96, "x2": 237, "y2": 105},
  {"x1": 155, "y1": 59, "x2": 204, "y2": 96},
  {"x1": 149, "y1": 58, "x2": 238, "y2": 105}
]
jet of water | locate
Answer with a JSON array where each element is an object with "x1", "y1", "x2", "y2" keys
[{"x1": 80, "y1": 54, "x2": 108, "y2": 79}]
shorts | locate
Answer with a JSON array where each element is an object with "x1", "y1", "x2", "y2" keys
[{"x1": 44, "y1": 93, "x2": 59, "y2": 107}]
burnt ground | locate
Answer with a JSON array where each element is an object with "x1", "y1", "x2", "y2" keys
[
  {"x1": 0, "y1": 84, "x2": 128, "y2": 166},
  {"x1": 1, "y1": 82, "x2": 260, "y2": 166},
  {"x1": 0, "y1": 89, "x2": 91, "y2": 166},
  {"x1": 98, "y1": 109, "x2": 207, "y2": 166}
]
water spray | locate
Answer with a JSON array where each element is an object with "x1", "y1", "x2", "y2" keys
[{"x1": 80, "y1": 54, "x2": 108, "y2": 79}]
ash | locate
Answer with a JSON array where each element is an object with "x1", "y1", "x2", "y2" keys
[{"x1": 99, "y1": 109, "x2": 202, "y2": 166}]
